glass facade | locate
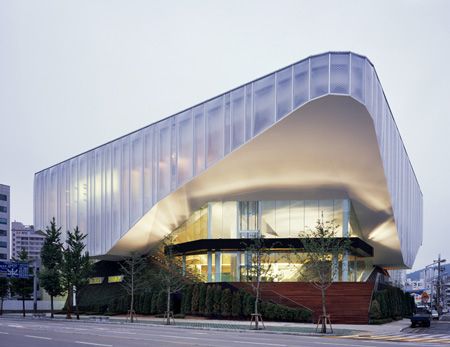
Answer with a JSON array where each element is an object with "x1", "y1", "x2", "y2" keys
[
  {"x1": 180, "y1": 250, "x2": 373, "y2": 283},
  {"x1": 34, "y1": 52, "x2": 422, "y2": 269},
  {"x1": 172, "y1": 199, "x2": 357, "y2": 245},
  {"x1": 172, "y1": 199, "x2": 373, "y2": 283}
]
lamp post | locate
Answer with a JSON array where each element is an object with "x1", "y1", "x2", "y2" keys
[{"x1": 434, "y1": 255, "x2": 446, "y2": 315}]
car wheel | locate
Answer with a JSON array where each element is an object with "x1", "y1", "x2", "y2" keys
[{"x1": 411, "y1": 323, "x2": 416, "y2": 328}]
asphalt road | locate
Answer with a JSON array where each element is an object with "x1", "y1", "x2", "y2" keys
[{"x1": 0, "y1": 317, "x2": 445, "y2": 347}]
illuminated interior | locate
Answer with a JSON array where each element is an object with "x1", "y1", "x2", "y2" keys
[{"x1": 170, "y1": 199, "x2": 372, "y2": 283}]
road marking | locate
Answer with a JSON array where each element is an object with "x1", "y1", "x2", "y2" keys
[
  {"x1": 157, "y1": 334, "x2": 199, "y2": 340},
  {"x1": 75, "y1": 342, "x2": 112, "y2": 347},
  {"x1": 0, "y1": 332, "x2": 8, "y2": 334},
  {"x1": 109, "y1": 331, "x2": 137, "y2": 335},
  {"x1": 234, "y1": 341, "x2": 287, "y2": 346},
  {"x1": 7, "y1": 324, "x2": 23, "y2": 328},
  {"x1": 191, "y1": 332, "x2": 208, "y2": 335},
  {"x1": 25, "y1": 335, "x2": 52, "y2": 340},
  {"x1": 63, "y1": 327, "x2": 89, "y2": 331},
  {"x1": 314, "y1": 342, "x2": 370, "y2": 347}
]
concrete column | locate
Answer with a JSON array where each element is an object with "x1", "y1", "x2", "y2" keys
[
  {"x1": 215, "y1": 251, "x2": 221, "y2": 282},
  {"x1": 182, "y1": 255, "x2": 186, "y2": 277},
  {"x1": 342, "y1": 251, "x2": 349, "y2": 282},
  {"x1": 236, "y1": 251, "x2": 241, "y2": 282},
  {"x1": 207, "y1": 252, "x2": 212, "y2": 282},
  {"x1": 341, "y1": 199, "x2": 350, "y2": 282},
  {"x1": 207, "y1": 203, "x2": 212, "y2": 239},
  {"x1": 332, "y1": 254, "x2": 339, "y2": 282},
  {"x1": 342, "y1": 199, "x2": 350, "y2": 237}
]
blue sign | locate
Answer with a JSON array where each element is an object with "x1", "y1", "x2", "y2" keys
[{"x1": 0, "y1": 261, "x2": 30, "y2": 278}]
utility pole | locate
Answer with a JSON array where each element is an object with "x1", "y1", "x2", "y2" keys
[{"x1": 434, "y1": 254, "x2": 446, "y2": 315}]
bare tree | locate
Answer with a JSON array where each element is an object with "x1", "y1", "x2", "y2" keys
[
  {"x1": 158, "y1": 236, "x2": 188, "y2": 325},
  {"x1": 243, "y1": 236, "x2": 280, "y2": 330},
  {"x1": 298, "y1": 214, "x2": 350, "y2": 333},
  {"x1": 120, "y1": 252, "x2": 149, "y2": 323}
]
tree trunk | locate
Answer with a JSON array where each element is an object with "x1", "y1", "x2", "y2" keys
[
  {"x1": 75, "y1": 291, "x2": 80, "y2": 320},
  {"x1": 50, "y1": 295, "x2": 54, "y2": 318},
  {"x1": 0, "y1": 298, "x2": 3, "y2": 315},
  {"x1": 166, "y1": 286, "x2": 171, "y2": 325},
  {"x1": 321, "y1": 286, "x2": 327, "y2": 333},
  {"x1": 22, "y1": 294, "x2": 25, "y2": 317},
  {"x1": 66, "y1": 286, "x2": 72, "y2": 319},
  {"x1": 130, "y1": 291, "x2": 134, "y2": 323},
  {"x1": 254, "y1": 252, "x2": 261, "y2": 329}
]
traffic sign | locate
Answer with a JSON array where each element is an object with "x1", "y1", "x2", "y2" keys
[{"x1": 0, "y1": 261, "x2": 30, "y2": 278}]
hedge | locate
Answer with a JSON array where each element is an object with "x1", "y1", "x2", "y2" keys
[
  {"x1": 369, "y1": 286, "x2": 415, "y2": 323},
  {"x1": 77, "y1": 282, "x2": 312, "y2": 322}
]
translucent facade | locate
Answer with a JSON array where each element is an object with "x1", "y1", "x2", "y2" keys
[{"x1": 34, "y1": 52, "x2": 422, "y2": 268}]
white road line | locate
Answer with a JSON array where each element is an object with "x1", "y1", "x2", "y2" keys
[
  {"x1": 75, "y1": 342, "x2": 112, "y2": 347},
  {"x1": 109, "y1": 331, "x2": 137, "y2": 335},
  {"x1": 157, "y1": 334, "x2": 199, "y2": 340},
  {"x1": 63, "y1": 327, "x2": 89, "y2": 331},
  {"x1": 0, "y1": 331, "x2": 8, "y2": 334},
  {"x1": 7, "y1": 324, "x2": 23, "y2": 328},
  {"x1": 314, "y1": 342, "x2": 370, "y2": 347},
  {"x1": 234, "y1": 341, "x2": 287, "y2": 346},
  {"x1": 24, "y1": 335, "x2": 52, "y2": 340}
]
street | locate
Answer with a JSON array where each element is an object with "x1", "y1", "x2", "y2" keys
[{"x1": 0, "y1": 316, "x2": 448, "y2": 347}]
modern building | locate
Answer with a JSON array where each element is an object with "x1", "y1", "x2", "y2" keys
[
  {"x1": 0, "y1": 184, "x2": 10, "y2": 260},
  {"x1": 34, "y1": 52, "x2": 423, "y2": 322},
  {"x1": 11, "y1": 221, "x2": 44, "y2": 261}
]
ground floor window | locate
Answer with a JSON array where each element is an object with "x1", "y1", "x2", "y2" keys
[{"x1": 180, "y1": 251, "x2": 373, "y2": 283}]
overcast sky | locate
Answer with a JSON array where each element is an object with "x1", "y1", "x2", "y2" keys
[{"x1": 1, "y1": 0, "x2": 449, "y2": 271}]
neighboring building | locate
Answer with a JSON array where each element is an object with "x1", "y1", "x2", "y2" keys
[
  {"x1": 406, "y1": 263, "x2": 450, "y2": 310},
  {"x1": 11, "y1": 221, "x2": 44, "y2": 260},
  {"x1": 388, "y1": 269, "x2": 407, "y2": 289},
  {"x1": 0, "y1": 184, "x2": 10, "y2": 260},
  {"x1": 34, "y1": 52, "x2": 423, "y2": 322},
  {"x1": 405, "y1": 278, "x2": 425, "y2": 291}
]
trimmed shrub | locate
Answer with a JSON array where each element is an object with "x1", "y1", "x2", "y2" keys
[
  {"x1": 205, "y1": 285, "x2": 214, "y2": 316},
  {"x1": 151, "y1": 291, "x2": 158, "y2": 314},
  {"x1": 191, "y1": 284, "x2": 200, "y2": 314},
  {"x1": 182, "y1": 285, "x2": 193, "y2": 314},
  {"x1": 231, "y1": 291, "x2": 242, "y2": 317},
  {"x1": 157, "y1": 290, "x2": 166, "y2": 314},
  {"x1": 213, "y1": 285, "x2": 222, "y2": 316},
  {"x1": 369, "y1": 299, "x2": 382, "y2": 320},
  {"x1": 198, "y1": 284, "x2": 207, "y2": 314},
  {"x1": 143, "y1": 292, "x2": 152, "y2": 315},
  {"x1": 134, "y1": 294, "x2": 141, "y2": 314},
  {"x1": 243, "y1": 293, "x2": 254, "y2": 317},
  {"x1": 370, "y1": 286, "x2": 415, "y2": 323},
  {"x1": 220, "y1": 288, "x2": 232, "y2": 317}
]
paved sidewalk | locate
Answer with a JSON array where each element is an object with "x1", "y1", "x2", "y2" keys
[{"x1": 1, "y1": 313, "x2": 411, "y2": 336}]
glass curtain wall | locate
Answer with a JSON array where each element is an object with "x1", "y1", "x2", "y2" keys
[
  {"x1": 172, "y1": 199, "x2": 359, "y2": 244},
  {"x1": 180, "y1": 251, "x2": 372, "y2": 283},
  {"x1": 170, "y1": 199, "x2": 373, "y2": 283}
]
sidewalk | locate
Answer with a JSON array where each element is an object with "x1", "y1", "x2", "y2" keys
[{"x1": 1, "y1": 313, "x2": 412, "y2": 336}]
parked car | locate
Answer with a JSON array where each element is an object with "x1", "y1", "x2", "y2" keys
[
  {"x1": 431, "y1": 310, "x2": 439, "y2": 320},
  {"x1": 411, "y1": 307, "x2": 431, "y2": 327}
]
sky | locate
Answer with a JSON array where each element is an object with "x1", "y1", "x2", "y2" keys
[{"x1": 0, "y1": 0, "x2": 449, "y2": 271}]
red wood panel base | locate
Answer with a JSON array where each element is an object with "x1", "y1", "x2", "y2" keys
[{"x1": 231, "y1": 282, "x2": 375, "y2": 324}]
